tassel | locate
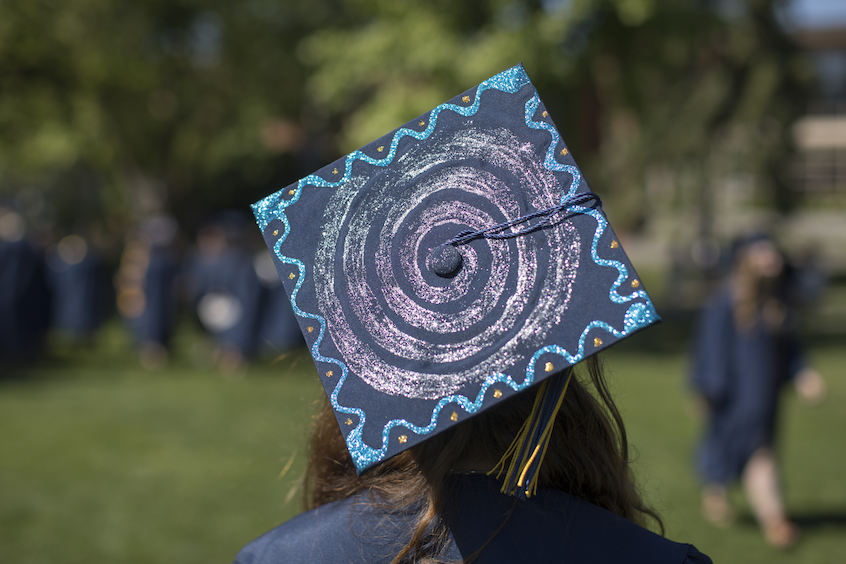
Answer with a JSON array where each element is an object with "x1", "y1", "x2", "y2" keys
[{"x1": 488, "y1": 368, "x2": 573, "y2": 498}]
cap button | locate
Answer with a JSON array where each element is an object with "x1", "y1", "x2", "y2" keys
[{"x1": 429, "y1": 244, "x2": 462, "y2": 278}]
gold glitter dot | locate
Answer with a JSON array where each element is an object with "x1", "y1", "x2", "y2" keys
[
  {"x1": 631, "y1": 279, "x2": 640, "y2": 289},
  {"x1": 332, "y1": 168, "x2": 338, "y2": 174},
  {"x1": 325, "y1": 370, "x2": 333, "y2": 377},
  {"x1": 345, "y1": 418, "x2": 353, "y2": 426},
  {"x1": 288, "y1": 272, "x2": 295, "y2": 279},
  {"x1": 450, "y1": 411, "x2": 458, "y2": 422},
  {"x1": 273, "y1": 230, "x2": 279, "y2": 236},
  {"x1": 307, "y1": 326, "x2": 314, "y2": 333},
  {"x1": 610, "y1": 240, "x2": 619, "y2": 249},
  {"x1": 493, "y1": 389, "x2": 503, "y2": 398},
  {"x1": 542, "y1": 111, "x2": 548, "y2": 117},
  {"x1": 462, "y1": 95, "x2": 470, "y2": 103},
  {"x1": 377, "y1": 145, "x2": 384, "y2": 152},
  {"x1": 560, "y1": 148, "x2": 569, "y2": 156},
  {"x1": 398, "y1": 435, "x2": 408, "y2": 444},
  {"x1": 594, "y1": 337, "x2": 603, "y2": 347},
  {"x1": 419, "y1": 120, "x2": 425, "y2": 126},
  {"x1": 544, "y1": 361, "x2": 554, "y2": 372}
]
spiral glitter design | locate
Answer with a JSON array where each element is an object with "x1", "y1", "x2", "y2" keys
[{"x1": 313, "y1": 126, "x2": 581, "y2": 400}]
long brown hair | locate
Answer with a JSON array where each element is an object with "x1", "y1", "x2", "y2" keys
[
  {"x1": 304, "y1": 355, "x2": 663, "y2": 563},
  {"x1": 731, "y1": 240, "x2": 789, "y2": 332}
]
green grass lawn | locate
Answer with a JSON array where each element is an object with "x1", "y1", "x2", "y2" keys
[
  {"x1": 0, "y1": 323, "x2": 843, "y2": 563},
  {"x1": 603, "y1": 341, "x2": 846, "y2": 564}
]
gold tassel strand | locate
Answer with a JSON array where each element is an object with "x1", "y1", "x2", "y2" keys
[{"x1": 488, "y1": 368, "x2": 573, "y2": 498}]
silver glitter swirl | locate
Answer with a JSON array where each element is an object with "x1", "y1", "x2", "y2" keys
[
  {"x1": 407, "y1": 201, "x2": 481, "y2": 304},
  {"x1": 382, "y1": 168, "x2": 509, "y2": 325},
  {"x1": 314, "y1": 126, "x2": 580, "y2": 399}
]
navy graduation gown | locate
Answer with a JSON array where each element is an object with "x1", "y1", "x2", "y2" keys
[
  {"x1": 189, "y1": 248, "x2": 265, "y2": 356},
  {"x1": 130, "y1": 246, "x2": 179, "y2": 347},
  {"x1": 690, "y1": 287, "x2": 805, "y2": 485},
  {"x1": 256, "y1": 282, "x2": 303, "y2": 354},
  {"x1": 234, "y1": 475, "x2": 711, "y2": 564},
  {"x1": 47, "y1": 249, "x2": 106, "y2": 335},
  {"x1": 0, "y1": 238, "x2": 51, "y2": 361}
]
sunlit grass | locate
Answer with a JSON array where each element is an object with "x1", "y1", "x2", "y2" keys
[
  {"x1": 0, "y1": 323, "x2": 322, "y2": 564},
  {"x1": 605, "y1": 340, "x2": 846, "y2": 564}
]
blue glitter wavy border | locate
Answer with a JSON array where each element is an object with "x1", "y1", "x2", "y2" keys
[{"x1": 251, "y1": 65, "x2": 659, "y2": 472}]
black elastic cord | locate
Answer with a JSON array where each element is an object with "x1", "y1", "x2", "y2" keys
[{"x1": 444, "y1": 191, "x2": 601, "y2": 247}]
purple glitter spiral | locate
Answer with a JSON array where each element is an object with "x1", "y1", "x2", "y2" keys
[{"x1": 314, "y1": 126, "x2": 580, "y2": 399}]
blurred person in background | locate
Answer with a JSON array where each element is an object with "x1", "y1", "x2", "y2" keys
[
  {"x1": 252, "y1": 248, "x2": 303, "y2": 356},
  {"x1": 46, "y1": 234, "x2": 107, "y2": 344},
  {"x1": 187, "y1": 211, "x2": 264, "y2": 374},
  {"x1": 689, "y1": 233, "x2": 827, "y2": 549},
  {"x1": 116, "y1": 214, "x2": 180, "y2": 370},
  {"x1": 0, "y1": 206, "x2": 52, "y2": 367}
]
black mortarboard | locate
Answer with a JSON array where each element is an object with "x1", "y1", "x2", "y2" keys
[{"x1": 252, "y1": 64, "x2": 659, "y2": 489}]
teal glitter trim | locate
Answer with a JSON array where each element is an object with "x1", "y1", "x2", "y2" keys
[
  {"x1": 523, "y1": 93, "x2": 582, "y2": 201},
  {"x1": 343, "y1": 298, "x2": 658, "y2": 471},
  {"x1": 523, "y1": 92, "x2": 649, "y2": 305}
]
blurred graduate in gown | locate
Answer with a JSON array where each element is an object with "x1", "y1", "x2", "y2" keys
[
  {"x1": 187, "y1": 211, "x2": 302, "y2": 373},
  {"x1": 690, "y1": 234, "x2": 826, "y2": 548},
  {"x1": 47, "y1": 234, "x2": 107, "y2": 343},
  {"x1": 0, "y1": 207, "x2": 51, "y2": 365},
  {"x1": 116, "y1": 215, "x2": 180, "y2": 370}
]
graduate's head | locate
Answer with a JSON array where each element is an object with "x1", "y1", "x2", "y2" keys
[
  {"x1": 305, "y1": 355, "x2": 651, "y2": 508},
  {"x1": 250, "y1": 64, "x2": 664, "y2": 564},
  {"x1": 251, "y1": 64, "x2": 660, "y2": 498},
  {"x1": 303, "y1": 354, "x2": 663, "y2": 564},
  {"x1": 730, "y1": 234, "x2": 790, "y2": 330},
  {"x1": 732, "y1": 234, "x2": 784, "y2": 280}
]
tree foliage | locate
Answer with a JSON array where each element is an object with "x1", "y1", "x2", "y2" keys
[
  {"x1": 297, "y1": 0, "x2": 811, "y2": 231},
  {"x1": 0, "y1": 0, "x2": 330, "y2": 235}
]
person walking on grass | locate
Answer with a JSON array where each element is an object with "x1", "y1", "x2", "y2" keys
[{"x1": 691, "y1": 234, "x2": 826, "y2": 549}]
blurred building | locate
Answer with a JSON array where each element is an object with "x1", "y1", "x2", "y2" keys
[
  {"x1": 788, "y1": 23, "x2": 846, "y2": 335},
  {"x1": 791, "y1": 26, "x2": 846, "y2": 202},
  {"x1": 625, "y1": 14, "x2": 846, "y2": 319}
]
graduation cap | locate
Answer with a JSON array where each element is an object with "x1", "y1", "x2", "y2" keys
[{"x1": 252, "y1": 64, "x2": 658, "y2": 497}]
